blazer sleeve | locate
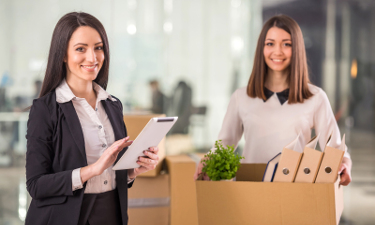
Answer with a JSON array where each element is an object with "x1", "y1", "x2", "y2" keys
[
  {"x1": 313, "y1": 89, "x2": 351, "y2": 159},
  {"x1": 26, "y1": 99, "x2": 74, "y2": 200}
]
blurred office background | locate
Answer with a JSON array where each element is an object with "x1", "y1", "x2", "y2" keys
[{"x1": 0, "y1": 0, "x2": 374, "y2": 224}]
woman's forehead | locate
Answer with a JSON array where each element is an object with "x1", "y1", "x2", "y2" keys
[
  {"x1": 69, "y1": 26, "x2": 102, "y2": 45},
  {"x1": 265, "y1": 27, "x2": 291, "y2": 41}
]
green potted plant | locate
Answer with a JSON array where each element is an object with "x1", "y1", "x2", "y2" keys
[{"x1": 201, "y1": 140, "x2": 244, "y2": 181}]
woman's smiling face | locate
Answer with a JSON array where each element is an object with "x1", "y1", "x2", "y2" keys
[
  {"x1": 65, "y1": 26, "x2": 104, "y2": 82},
  {"x1": 263, "y1": 27, "x2": 292, "y2": 73}
]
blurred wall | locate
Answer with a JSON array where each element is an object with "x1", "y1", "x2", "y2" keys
[{"x1": 1, "y1": 0, "x2": 262, "y2": 147}]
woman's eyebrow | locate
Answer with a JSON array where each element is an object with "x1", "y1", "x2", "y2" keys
[
  {"x1": 73, "y1": 42, "x2": 103, "y2": 47},
  {"x1": 74, "y1": 43, "x2": 88, "y2": 47},
  {"x1": 265, "y1": 39, "x2": 274, "y2": 41}
]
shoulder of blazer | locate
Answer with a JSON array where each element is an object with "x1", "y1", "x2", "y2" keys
[
  {"x1": 109, "y1": 95, "x2": 123, "y2": 112},
  {"x1": 32, "y1": 91, "x2": 58, "y2": 113},
  {"x1": 27, "y1": 91, "x2": 58, "y2": 141}
]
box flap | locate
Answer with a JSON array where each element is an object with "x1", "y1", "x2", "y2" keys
[
  {"x1": 166, "y1": 155, "x2": 196, "y2": 164},
  {"x1": 128, "y1": 174, "x2": 169, "y2": 199},
  {"x1": 236, "y1": 164, "x2": 267, "y2": 181}
]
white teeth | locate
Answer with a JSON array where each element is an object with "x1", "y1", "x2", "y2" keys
[
  {"x1": 82, "y1": 65, "x2": 96, "y2": 69},
  {"x1": 272, "y1": 59, "x2": 283, "y2": 62}
]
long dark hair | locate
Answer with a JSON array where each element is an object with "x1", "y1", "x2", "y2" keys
[
  {"x1": 39, "y1": 12, "x2": 110, "y2": 98},
  {"x1": 247, "y1": 15, "x2": 313, "y2": 104}
]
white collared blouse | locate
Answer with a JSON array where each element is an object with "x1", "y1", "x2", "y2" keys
[
  {"x1": 217, "y1": 84, "x2": 350, "y2": 163},
  {"x1": 56, "y1": 79, "x2": 118, "y2": 194}
]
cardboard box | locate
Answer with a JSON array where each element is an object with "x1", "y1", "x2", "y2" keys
[
  {"x1": 128, "y1": 154, "x2": 204, "y2": 225},
  {"x1": 166, "y1": 155, "x2": 200, "y2": 225},
  {"x1": 123, "y1": 114, "x2": 166, "y2": 177},
  {"x1": 128, "y1": 174, "x2": 170, "y2": 225},
  {"x1": 196, "y1": 164, "x2": 344, "y2": 225}
]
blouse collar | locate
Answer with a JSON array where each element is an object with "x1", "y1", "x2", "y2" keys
[
  {"x1": 55, "y1": 79, "x2": 116, "y2": 103},
  {"x1": 263, "y1": 87, "x2": 289, "y2": 105}
]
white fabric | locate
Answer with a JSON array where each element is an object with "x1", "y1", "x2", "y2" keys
[
  {"x1": 56, "y1": 79, "x2": 120, "y2": 194},
  {"x1": 217, "y1": 84, "x2": 350, "y2": 163}
]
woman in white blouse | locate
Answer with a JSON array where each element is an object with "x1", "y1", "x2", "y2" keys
[
  {"x1": 194, "y1": 15, "x2": 352, "y2": 186},
  {"x1": 25, "y1": 12, "x2": 158, "y2": 225}
]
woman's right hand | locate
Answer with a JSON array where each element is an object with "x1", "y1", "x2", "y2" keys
[
  {"x1": 80, "y1": 137, "x2": 133, "y2": 183},
  {"x1": 193, "y1": 158, "x2": 210, "y2": 180}
]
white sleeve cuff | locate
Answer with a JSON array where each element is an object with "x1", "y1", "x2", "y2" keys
[
  {"x1": 72, "y1": 168, "x2": 83, "y2": 191},
  {"x1": 127, "y1": 177, "x2": 135, "y2": 184}
]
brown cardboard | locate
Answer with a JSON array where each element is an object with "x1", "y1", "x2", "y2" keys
[
  {"x1": 315, "y1": 146, "x2": 345, "y2": 183},
  {"x1": 196, "y1": 164, "x2": 344, "y2": 225},
  {"x1": 128, "y1": 174, "x2": 170, "y2": 225},
  {"x1": 273, "y1": 148, "x2": 302, "y2": 182},
  {"x1": 294, "y1": 147, "x2": 324, "y2": 183},
  {"x1": 166, "y1": 155, "x2": 200, "y2": 225},
  {"x1": 123, "y1": 114, "x2": 166, "y2": 177}
]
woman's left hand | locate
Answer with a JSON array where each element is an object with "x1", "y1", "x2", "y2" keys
[
  {"x1": 339, "y1": 157, "x2": 352, "y2": 186},
  {"x1": 128, "y1": 146, "x2": 159, "y2": 180}
]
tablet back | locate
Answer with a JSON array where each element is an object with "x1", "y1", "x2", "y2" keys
[{"x1": 113, "y1": 117, "x2": 178, "y2": 170}]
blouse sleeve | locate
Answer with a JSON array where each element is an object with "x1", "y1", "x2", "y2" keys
[
  {"x1": 313, "y1": 89, "x2": 351, "y2": 159},
  {"x1": 216, "y1": 89, "x2": 244, "y2": 150}
]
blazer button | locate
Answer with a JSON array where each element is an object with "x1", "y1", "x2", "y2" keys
[
  {"x1": 102, "y1": 144, "x2": 107, "y2": 148},
  {"x1": 104, "y1": 180, "x2": 108, "y2": 185},
  {"x1": 98, "y1": 125, "x2": 103, "y2": 129}
]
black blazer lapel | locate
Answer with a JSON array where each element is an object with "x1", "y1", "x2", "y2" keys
[
  {"x1": 101, "y1": 99, "x2": 125, "y2": 140},
  {"x1": 101, "y1": 99, "x2": 128, "y2": 164},
  {"x1": 58, "y1": 101, "x2": 87, "y2": 165}
]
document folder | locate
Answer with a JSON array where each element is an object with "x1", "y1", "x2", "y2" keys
[
  {"x1": 262, "y1": 152, "x2": 281, "y2": 182},
  {"x1": 294, "y1": 135, "x2": 324, "y2": 183},
  {"x1": 315, "y1": 134, "x2": 346, "y2": 183},
  {"x1": 273, "y1": 134, "x2": 303, "y2": 183}
]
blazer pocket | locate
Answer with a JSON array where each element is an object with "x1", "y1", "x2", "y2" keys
[{"x1": 36, "y1": 196, "x2": 67, "y2": 208}]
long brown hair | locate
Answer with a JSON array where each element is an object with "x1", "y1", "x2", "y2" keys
[
  {"x1": 247, "y1": 15, "x2": 313, "y2": 104},
  {"x1": 39, "y1": 12, "x2": 110, "y2": 98}
]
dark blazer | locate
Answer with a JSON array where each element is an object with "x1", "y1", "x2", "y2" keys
[{"x1": 25, "y1": 90, "x2": 133, "y2": 225}]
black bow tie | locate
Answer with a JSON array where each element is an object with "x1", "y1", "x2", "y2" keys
[{"x1": 263, "y1": 87, "x2": 289, "y2": 105}]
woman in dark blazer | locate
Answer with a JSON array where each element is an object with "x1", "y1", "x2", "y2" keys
[{"x1": 25, "y1": 12, "x2": 159, "y2": 225}]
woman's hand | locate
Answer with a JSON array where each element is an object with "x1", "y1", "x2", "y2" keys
[
  {"x1": 193, "y1": 158, "x2": 210, "y2": 180},
  {"x1": 128, "y1": 146, "x2": 160, "y2": 180},
  {"x1": 81, "y1": 137, "x2": 133, "y2": 183},
  {"x1": 339, "y1": 157, "x2": 352, "y2": 186}
]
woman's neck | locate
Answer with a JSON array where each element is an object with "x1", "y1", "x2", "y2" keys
[
  {"x1": 264, "y1": 69, "x2": 289, "y2": 93},
  {"x1": 66, "y1": 76, "x2": 96, "y2": 103}
]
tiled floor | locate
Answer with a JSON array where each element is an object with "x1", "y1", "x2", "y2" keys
[{"x1": 0, "y1": 129, "x2": 374, "y2": 225}]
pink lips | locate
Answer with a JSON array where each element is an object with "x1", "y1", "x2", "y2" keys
[
  {"x1": 81, "y1": 64, "x2": 97, "y2": 72},
  {"x1": 271, "y1": 59, "x2": 285, "y2": 64}
]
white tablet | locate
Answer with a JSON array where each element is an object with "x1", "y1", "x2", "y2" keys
[{"x1": 112, "y1": 117, "x2": 178, "y2": 170}]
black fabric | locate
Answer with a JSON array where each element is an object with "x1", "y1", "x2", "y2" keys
[
  {"x1": 25, "y1": 91, "x2": 131, "y2": 225},
  {"x1": 263, "y1": 87, "x2": 290, "y2": 105},
  {"x1": 78, "y1": 190, "x2": 122, "y2": 225}
]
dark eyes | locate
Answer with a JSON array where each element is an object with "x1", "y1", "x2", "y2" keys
[
  {"x1": 265, "y1": 43, "x2": 292, "y2": 47},
  {"x1": 75, "y1": 46, "x2": 104, "y2": 52}
]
